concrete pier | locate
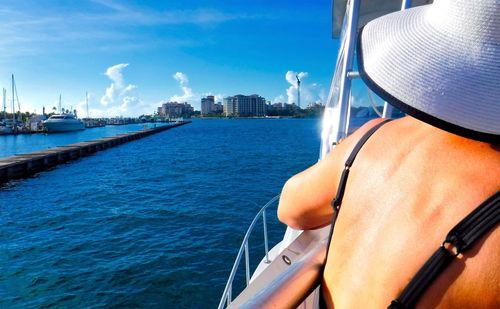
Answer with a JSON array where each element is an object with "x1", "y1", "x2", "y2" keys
[{"x1": 0, "y1": 121, "x2": 191, "y2": 184}]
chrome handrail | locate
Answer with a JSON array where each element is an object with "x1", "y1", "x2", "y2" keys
[{"x1": 218, "y1": 194, "x2": 281, "y2": 309}]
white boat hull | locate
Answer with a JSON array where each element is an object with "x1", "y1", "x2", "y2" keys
[{"x1": 43, "y1": 120, "x2": 85, "y2": 132}]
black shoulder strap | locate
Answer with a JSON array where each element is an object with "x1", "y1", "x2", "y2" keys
[
  {"x1": 324, "y1": 118, "x2": 392, "y2": 262},
  {"x1": 320, "y1": 119, "x2": 393, "y2": 309},
  {"x1": 389, "y1": 190, "x2": 500, "y2": 309}
]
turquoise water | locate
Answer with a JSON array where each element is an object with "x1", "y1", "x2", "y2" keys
[{"x1": 0, "y1": 118, "x2": 369, "y2": 308}]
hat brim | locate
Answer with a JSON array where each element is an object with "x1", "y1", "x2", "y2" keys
[{"x1": 357, "y1": 5, "x2": 500, "y2": 143}]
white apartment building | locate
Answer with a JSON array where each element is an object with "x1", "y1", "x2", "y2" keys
[{"x1": 223, "y1": 94, "x2": 266, "y2": 117}]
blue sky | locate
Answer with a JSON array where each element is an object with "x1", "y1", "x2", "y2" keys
[{"x1": 0, "y1": 0, "x2": 373, "y2": 117}]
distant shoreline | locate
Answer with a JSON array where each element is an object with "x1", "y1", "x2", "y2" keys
[{"x1": 194, "y1": 115, "x2": 317, "y2": 120}]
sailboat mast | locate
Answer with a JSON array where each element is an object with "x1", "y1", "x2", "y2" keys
[
  {"x1": 14, "y1": 78, "x2": 20, "y2": 115},
  {"x1": 11, "y1": 74, "x2": 15, "y2": 123},
  {"x1": 59, "y1": 94, "x2": 62, "y2": 114},
  {"x1": 2, "y1": 88, "x2": 6, "y2": 119}
]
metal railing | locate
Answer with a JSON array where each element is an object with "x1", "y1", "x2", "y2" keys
[{"x1": 218, "y1": 194, "x2": 281, "y2": 309}]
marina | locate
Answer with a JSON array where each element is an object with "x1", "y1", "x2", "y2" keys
[
  {"x1": 0, "y1": 121, "x2": 190, "y2": 184},
  {"x1": 2, "y1": 0, "x2": 496, "y2": 307}
]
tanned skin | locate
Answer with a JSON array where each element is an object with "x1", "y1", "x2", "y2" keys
[{"x1": 278, "y1": 116, "x2": 500, "y2": 308}]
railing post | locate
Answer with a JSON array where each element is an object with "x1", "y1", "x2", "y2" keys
[
  {"x1": 218, "y1": 195, "x2": 280, "y2": 309},
  {"x1": 334, "y1": 0, "x2": 361, "y2": 142},
  {"x1": 245, "y1": 242, "x2": 250, "y2": 286},
  {"x1": 263, "y1": 210, "x2": 270, "y2": 263}
]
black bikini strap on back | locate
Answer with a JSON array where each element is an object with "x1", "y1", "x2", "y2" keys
[
  {"x1": 324, "y1": 119, "x2": 392, "y2": 261},
  {"x1": 389, "y1": 190, "x2": 500, "y2": 309}
]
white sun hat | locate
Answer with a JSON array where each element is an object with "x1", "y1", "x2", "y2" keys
[{"x1": 358, "y1": 0, "x2": 500, "y2": 143}]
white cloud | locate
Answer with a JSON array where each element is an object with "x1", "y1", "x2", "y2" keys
[
  {"x1": 76, "y1": 93, "x2": 146, "y2": 118},
  {"x1": 101, "y1": 64, "x2": 124, "y2": 105},
  {"x1": 73, "y1": 63, "x2": 152, "y2": 117},
  {"x1": 173, "y1": 72, "x2": 189, "y2": 85},
  {"x1": 105, "y1": 63, "x2": 128, "y2": 87},
  {"x1": 124, "y1": 84, "x2": 136, "y2": 92},
  {"x1": 100, "y1": 63, "x2": 134, "y2": 108},
  {"x1": 169, "y1": 72, "x2": 197, "y2": 103}
]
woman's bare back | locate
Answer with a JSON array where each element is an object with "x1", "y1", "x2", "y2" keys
[{"x1": 278, "y1": 116, "x2": 500, "y2": 308}]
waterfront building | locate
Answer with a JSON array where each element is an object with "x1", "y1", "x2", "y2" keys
[
  {"x1": 266, "y1": 102, "x2": 283, "y2": 114},
  {"x1": 214, "y1": 102, "x2": 223, "y2": 113},
  {"x1": 201, "y1": 96, "x2": 215, "y2": 116},
  {"x1": 223, "y1": 97, "x2": 236, "y2": 116},
  {"x1": 157, "y1": 101, "x2": 194, "y2": 118},
  {"x1": 283, "y1": 103, "x2": 299, "y2": 111},
  {"x1": 272, "y1": 103, "x2": 284, "y2": 110},
  {"x1": 223, "y1": 94, "x2": 266, "y2": 117},
  {"x1": 266, "y1": 102, "x2": 304, "y2": 117},
  {"x1": 307, "y1": 102, "x2": 323, "y2": 109}
]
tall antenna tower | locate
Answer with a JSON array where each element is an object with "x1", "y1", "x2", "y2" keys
[{"x1": 296, "y1": 74, "x2": 301, "y2": 108}]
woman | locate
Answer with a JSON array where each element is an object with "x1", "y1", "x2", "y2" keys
[{"x1": 278, "y1": 0, "x2": 499, "y2": 307}]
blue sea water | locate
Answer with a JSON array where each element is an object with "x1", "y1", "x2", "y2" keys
[{"x1": 0, "y1": 118, "x2": 368, "y2": 308}]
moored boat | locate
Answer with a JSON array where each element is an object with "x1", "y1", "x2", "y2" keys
[
  {"x1": 0, "y1": 119, "x2": 14, "y2": 134},
  {"x1": 43, "y1": 114, "x2": 85, "y2": 132},
  {"x1": 43, "y1": 94, "x2": 85, "y2": 132}
]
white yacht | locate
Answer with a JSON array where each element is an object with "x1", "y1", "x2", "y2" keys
[
  {"x1": 43, "y1": 94, "x2": 85, "y2": 132},
  {"x1": 43, "y1": 114, "x2": 85, "y2": 132}
]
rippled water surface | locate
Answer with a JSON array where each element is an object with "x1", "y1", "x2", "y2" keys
[{"x1": 0, "y1": 118, "x2": 333, "y2": 308}]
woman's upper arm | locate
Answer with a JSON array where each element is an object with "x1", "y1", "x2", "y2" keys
[
  {"x1": 277, "y1": 118, "x2": 388, "y2": 230},
  {"x1": 277, "y1": 156, "x2": 338, "y2": 229}
]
